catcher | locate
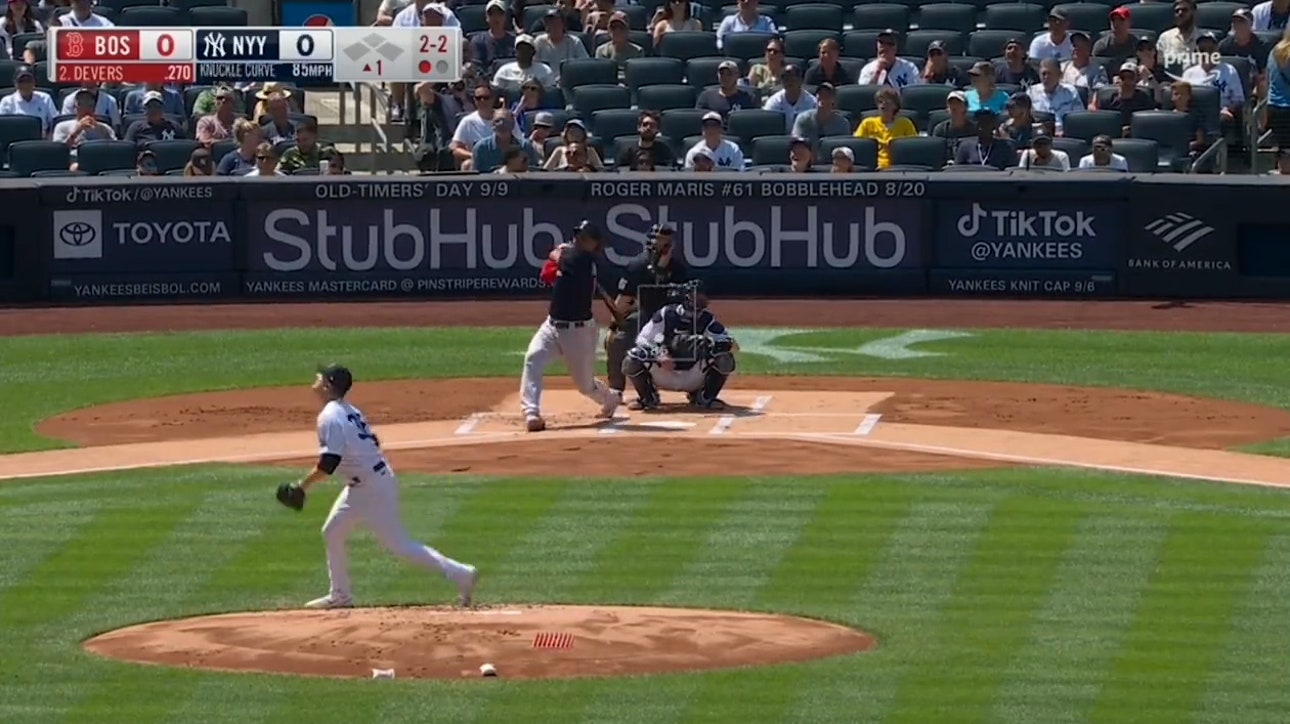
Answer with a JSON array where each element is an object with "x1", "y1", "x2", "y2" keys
[
  {"x1": 276, "y1": 364, "x2": 479, "y2": 609},
  {"x1": 622, "y1": 284, "x2": 738, "y2": 410}
]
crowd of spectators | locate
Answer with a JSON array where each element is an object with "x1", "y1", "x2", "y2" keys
[
  {"x1": 390, "y1": 0, "x2": 1290, "y2": 174},
  {"x1": 0, "y1": 0, "x2": 350, "y2": 177}
]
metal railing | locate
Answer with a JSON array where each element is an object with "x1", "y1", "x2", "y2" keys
[{"x1": 337, "y1": 80, "x2": 395, "y2": 174}]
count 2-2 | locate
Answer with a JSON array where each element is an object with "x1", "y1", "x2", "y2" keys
[{"x1": 420, "y1": 34, "x2": 448, "y2": 53}]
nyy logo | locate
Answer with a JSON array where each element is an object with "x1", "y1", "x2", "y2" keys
[
  {"x1": 52, "y1": 209, "x2": 103, "y2": 260},
  {"x1": 957, "y1": 203, "x2": 1096, "y2": 238}
]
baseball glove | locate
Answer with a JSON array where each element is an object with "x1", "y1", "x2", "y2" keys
[{"x1": 276, "y1": 483, "x2": 306, "y2": 511}]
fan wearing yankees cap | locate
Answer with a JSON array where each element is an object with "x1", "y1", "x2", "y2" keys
[
  {"x1": 605, "y1": 223, "x2": 694, "y2": 400},
  {"x1": 684, "y1": 112, "x2": 745, "y2": 169}
]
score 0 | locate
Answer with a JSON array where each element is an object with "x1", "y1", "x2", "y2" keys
[
  {"x1": 279, "y1": 29, "x2": 335, "y2": 62},
  {"x1": 139, "y1": 29, "x2": 195, "y2": 61}
]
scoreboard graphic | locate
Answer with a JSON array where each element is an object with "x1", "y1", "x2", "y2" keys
[{"x1": 49, "y1": 26, "x2": 462, "y2": 86}]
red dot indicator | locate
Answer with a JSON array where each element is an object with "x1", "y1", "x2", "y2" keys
[
  {"x1": 418, "y1": 60, "x2": 432, "y2": 74},
  {"x1": 303, "y1": 14, "x2": 333, "y2": 26}
]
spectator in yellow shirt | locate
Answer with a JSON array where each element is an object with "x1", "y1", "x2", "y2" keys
[{"x1": 853, "y1": 87, "x2": 917, "y2": 169}]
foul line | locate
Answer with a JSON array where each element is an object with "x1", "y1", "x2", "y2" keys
[
  {"x1": 454, "y1": 414, "x2": 483, "y2": 436},
  {"x1": 853, "y1": 414, "x2": 882, "y2": 436},
  {"x1": 711, "y1": 395, "x2": 773, "y2": 436}
]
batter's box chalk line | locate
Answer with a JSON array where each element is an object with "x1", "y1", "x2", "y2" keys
[{"x1": 533, "y1": 632, "x2": 575, "y2": 649}]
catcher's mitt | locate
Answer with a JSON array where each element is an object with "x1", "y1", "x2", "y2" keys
[{"x1": 276, "y1": 483, "x2": 306, "y2": 511}]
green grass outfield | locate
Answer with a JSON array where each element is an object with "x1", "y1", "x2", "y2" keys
[{"x1": 2, "y1": 326, "x2": 1290, "y2": 723}]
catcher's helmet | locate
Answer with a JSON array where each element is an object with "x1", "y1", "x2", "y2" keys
[
  {"x1": 318, "y1": 364, "x2": 353, "y2": 396},
  {"x1": 573, "y1": 220, "x2": 602, "y2": 240}
]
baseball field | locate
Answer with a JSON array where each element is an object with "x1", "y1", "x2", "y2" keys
[{"x1": 3, "y1": 298, "x2": 1290, "y2": 723}]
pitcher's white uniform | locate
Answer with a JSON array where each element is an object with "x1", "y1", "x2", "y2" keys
[{"x1": 317, "y1": 399, "x2": 476, "y2": 604}]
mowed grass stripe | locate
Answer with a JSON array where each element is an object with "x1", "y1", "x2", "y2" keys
[
  {"x1": 887, "y1": 495, "x2": 1081, "y2": 723},
  {"x1": 991, "y1": 511, "x2": 1170, "y2": 724},
  {"x1": 1089, "y1": 513, "x2": 1270, "y2": 723},
  {"x1": 785, "y1": 496, "x2": 999, "y2": 724},
  {"x1": 1194, "y1": 533, "x2": 1290, "y2": 724},
  {"x1": 63, "y1": 487, "x2": 278, "y2": 724},
  {"x1": 159, "y1": 677, "x2": 286, "y2": 724},
  {"x1": 568, "y1": 479, "x2": 752, "y2": 604},
  {"x1": 0, "y1": 499, "x2": 105, "y2": 595}
]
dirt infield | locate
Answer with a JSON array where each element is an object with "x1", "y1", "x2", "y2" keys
[
  {"x1": 6, "y1": 299, "x2": 1290, "y2": 335},
  {"x1": 82, "y1": 605, "x2": 878, "y2": 680}
]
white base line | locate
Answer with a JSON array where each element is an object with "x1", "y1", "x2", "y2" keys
[
  {"x1": 853, "y1": 414, "x2": 881, "y2": 436},
  {"x1": 598, "y1": 424, "x2": 620, "y2": 435},
  {"x1": 454, "y1": 414, "x2": 483, "y2": 436},
  {"x1": 711, "y1": 395, "x2": 773, "y2": 436}
]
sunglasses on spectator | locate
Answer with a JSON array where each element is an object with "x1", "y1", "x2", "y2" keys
[
  {"x1": 766, "y1": 47, "x2": 781, "y2": 54},
  {"x1": 256, "y1": 155, "x2": 272, "y2": 160},
  {"x1": 475, "y1": 94, "x2": 491, "y2": 101}
]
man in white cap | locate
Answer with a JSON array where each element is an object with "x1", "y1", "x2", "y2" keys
[
  {"x1": 470, "y1": 0, "x2": 517, "y2": 68},
  {"x1": 123, "y1": 91, "x2": 185, "y2": 148},
  {"x1": 684, "y1": 111, "x2": 744, "y2": 170},
  {"x1": 858, "y1": 29, "x2": 921, "y2": 87},
  {"x1": 696, "y1": 59, "x2": 757, "y2": 117},
  {"x1": 829, "y1": 146, "x2": 855, "y2": 172},
  {"x1": 494, "y1": 35, "x2": 556, "y2": 92},
  {"x1": 690, "y1": 145, "x2": 718, "y2": 171}
]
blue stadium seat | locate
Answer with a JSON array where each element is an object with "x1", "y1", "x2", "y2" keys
[
  {"x1": 751, "y1": 135, "x2": 797, "y2": 165},
  {"x1": 1051, "y1": 137, "x2": 1088, "y2": 162},
  {"x1": 521, "y1": 4, "x2": 555, "y2": 29},
  {"x1": 915, "y1": 4, "x2": 977, "y2": 35},
  {"x1": 686, "y1": 56, "x2": 741, "y2": 85},
  {"x1": 901, "y1": 84, "x2": 952, "y2": 118},
  {"x1": 172, "y1": 0, "x2": 232, "y2": 8},
  {"x1": 1052, "y1": 3, "x2": 1110, "y2": 34},
  {"x1": 837, "y1": 84, "x2": 883, "y2": 117},
  {"x1": 904, "y1": 30, "x2": 964, "y2": 57},
  {"x1": 657, "y1": 31, "x2": 720, "y2": 61},
  {"x1": 9, "y1": 140, "x2": 69, "y2": 176},
  {"x1": 0, "y1": 114, "x2": 42, "y2": 167},
  {"x1": 888, "y1": 135, "x2": 948, "y2": 168},
  {"x1": 619, "y1": 5, "x2": 651, "y2": 30},
  {"x1": 211, "y1": 138, "x2": 238, "y2": 163},
  {"x1": 30, "y1": 169, "x2": 86, "y2": 177},
  {"x1": 1196, "y1": 2, "x2": 1247, "y2": 31},
  {"x1": 9, "y1": 32, "x2": 43, "y2": 61},
  {"x1": 117, "y1": 6, "x2": 188, "y2": 26},
  {"x1": 76, "y1": 140, "x2": 140, "y2": 175},
  {"x1": 783, "y1": 3, "x2": 845, "y2": 30},
  {"x1": 852, "y1": 4, "x2": 909, "y2": 31},
  {"x1": 818, "y1": 136, "x2": 879, "y2": 169},
  {"x1": 969, "y1": 30, "x2": 1016, "y2": 60},
  {"x1": 983, "y1": 3, "x2": 1047, "y2": 32},
  {"x1": 841, "y1": 30, "x2": 893, "y2": 59},
  {"x1": 661, "y1": 108, "x2": 707, "y2": 141},
  {"x1": 784, "y1": 29, "x2": 841, "y2": 59},
  {"x1": 456, "y1": 6, "x2": 488, "y2": 34},
  {"x1": 1111, "y1": 137, "x2": 1159, "y2": 172},
  {"x1": 726, "y1": 109, "x2": 786, "y2": 144},
  {"x1": 560, "y1": 59, "x2": 619, "y2": 88},
  {"x1": 590, "y1": 108, "x2": 643, "y2": 140},
  {"x1": 145, "y1": 139, "x2": 200, "y2": 173},
  {"x1": 1122, "y1": 3, "x2": 1175, "y2": 34},
  {"x1": 100, "y1": 0, "x2": 166, "y2": 11},
  {"x1": 624, "y1": 57, "x2": 686, "y2": 92},
  {"x1": 636, "y1": 84, "x2": 699, "y2": 112},
  {"x1": 720, "y1": 32, "x2": 778, "y2": 62},
  {"x1": 1129, "y1": 110, "x2": 1194, "y2": 171},
  {"x1": 1062, "y1": 110, "x2": 1123, "y2": 141},
  {"x1": 571, "y1": 84, "x2": 631, "y2": 116},
  {"x1": 99, "y1": 169, "x2": 138, "y2": 176}
]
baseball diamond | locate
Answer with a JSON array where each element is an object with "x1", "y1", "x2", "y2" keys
[{"x1": 3, "y1": 298, "x2": 1290, "y2": 723}]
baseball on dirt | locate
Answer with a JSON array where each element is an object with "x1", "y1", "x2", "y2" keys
[{"x1": 480, "y1": 663, "x2": 497, "y2": 677}]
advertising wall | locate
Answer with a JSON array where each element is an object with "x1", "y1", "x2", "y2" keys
[{"x1": 4, "y1": 173, "x2": 1289, "y2": 305}]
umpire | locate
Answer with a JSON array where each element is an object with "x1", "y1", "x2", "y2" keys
[{"x1": 605, "y1": 223, "x2": 693, "y2": 396}]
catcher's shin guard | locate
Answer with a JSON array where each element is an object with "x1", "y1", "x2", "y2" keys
[
  {"x1": 605, "y1": 326, "x2": 634, "y2": 392},
  {"x1": 692, "y1": 353, "x2": 735, "y2": 406},
  {"x1": 622, "y1": 350, "x2": 660, "y2": 406}
]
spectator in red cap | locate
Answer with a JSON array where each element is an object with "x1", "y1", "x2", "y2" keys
[{"x1": 1095, "y1": 7, "x2": 1139, "y2": 71}]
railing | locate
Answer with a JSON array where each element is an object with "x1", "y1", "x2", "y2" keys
[{"x1": 336, "y1": 80, "x2": 394, "y2": 174}]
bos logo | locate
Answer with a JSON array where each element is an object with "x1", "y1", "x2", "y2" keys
[{"x1": 53, "y1": 209, "x2": 103, "y2": 260}]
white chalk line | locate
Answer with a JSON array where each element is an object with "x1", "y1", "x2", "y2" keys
[
  {"x1": 454, "y1": 414, "x2": 483, "y2": 436},
  {"x1": 854, "y1": 414, "x2": 882, "y2": 436},
  {"x1": 710, "y1": 395, "x2": 773, "y2": 436}
]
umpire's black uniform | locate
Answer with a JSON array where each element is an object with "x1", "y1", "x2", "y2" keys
[{"x1": 605, "y1": 226, "x2": 691, "y2": 393}]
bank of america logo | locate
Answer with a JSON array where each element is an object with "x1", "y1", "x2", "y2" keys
[{"x1": 1144, "y1": 213, "x2": 1215, "y2": 253}]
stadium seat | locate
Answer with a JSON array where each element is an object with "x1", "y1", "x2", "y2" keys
[
  {"x1": 889, "y1": 136, "x2": 948, "y2": 168},
  {"x1": 145, "y1": 139, "x2": 200, "y2": 173},
  {"x1": 292, "y1": 167, "x2": 321, "y2": 175},
  {"x1": 720, "y1": 31, "x2": 778, "y2": 62},
  {"x1": 1185, "y1": 84, "x2": 1222, "y2": 140},
  {"x1": 1052, "y1": 3, "x2": 1110, "y2": 34},
  {"x1": 926, "y1": 108, "x2": 951, "y2": 131},
  {"x1": 618, "y1": 5, "x2": 650, "y2": 30},
  {"x1": 211, "y1": 138, "x2": 238, "y2": 163},
  {"x1": 686, "y1": 57, "x2": 740, "y2": 85},
  {"x1": 523, "y1": 108, "x2": 571, "y2": 133},
  {"x1": 76, "y1": 140, "x2": 140, "y2": 175},
  {"x1": 915, "y1": 4, "x2": 976, "y2": 35},
  {"x1": 8, "y1": 140, "x2": 69, "y2": 176},
  {"x1": 571, "y1": 84, "x2": 631, "y2": 116},
  {"x1": 1129, "y1": 110, "x2": 1194, "y2": 171},
  {"x1": 1221, "y1": 55, "x2": 1255, "y2": 102},
  {"x1": 613, "y1": 135, "x2": 678, "y2": 166},
  {"x1": 942, "y1": 163, "x2": 1002, "y2": 172},
  {"x1": 1051, "y1": 136, "x2": 1089, "y2": 163},
  {"x1": 1196, "y1": 2, "x2": 1247, "y2": 31},
  {"x1": 661, "y1": 108, "x2": 707, "y2": 142},
  {"x1": 118, "y1": 6, "x2": 188, "y2": 26},
  {"x1": 624, "y1": 57, "x2": 686, "y2": 92},
  {"x1": 852, "y1": 4, "x2": 910, "y2": 31},
  {"x1": 750, "y1": 135, "x2": 797, "y2": 165},
  {"x1": 456, "y1": 6, "x2": 488, "y2": 33},
  {"x1": 806, "y1": 57, "x2": 865, "y2": 84},
  {"x1": 784, "y1": 30, "x2": 841, "y2": 59},
  {"x1": 99, "y1": 169, "x2": 138, "y2": 176},
  {"x1": 172, "y1": 0, "x2": 231, "y2": 8},
  {"x1": 818, "y1": 136, "x2": 879, "y2": 169},
  {"x1": 1112, "y1": 137, "x2": 1159, "y2": 172},
  {"x1": 949, "y1": 55, "x2": 982, "y2": 79},
  {"x1": 0, "y1": 59, "x2": 20, "y2": 83},
  {"x1": 636, "y1": 84, "x2": 699, "y2": 112},
  {"x1": 521, "y1": 4, "x2": 554, "y2": 29},
  {"x1": 29, "y1": 169, "x2": 85, "y2": 177},
  {"x1": 100, "y1": 0, "x2": 164, "y2": 10},
  {"x1": 784, "y1": 4, "x2": 845, "y2": 30},
  {"x1": 1062, "y1": 110, "x2": 1123, "y2": 141},
  {"x1": 841, "y1": 30, "x2": 891, "y2": 60},
  {"x1": 904, "y1": 30, "x2": 964, "y2": 57},
  {"x1": 657, "y1": 31, "x2": 720, "y2": 61},
  {"x1": 165, "y1": 168, "x2": 186, "y2": 176},
  {"x1": 837, "y1": 84, "x2": 883, "y2": 117},
  {"x1": 560, "y1": 59, "x2": 619, "y2": 88},
  {"x1": 9, "y1": 32, "x2": 42, "y2": 61},
  {"x1": 727, "y1": 109, "x2": 786, "y2": 144},
  {"x1": 969, "y1": 29, "x2": 1017, "y2": 60},
  {"x1": 0, "y1": 114, "x2": 41, "y2": 167},
  {"x1": 1123, "y1": 3, "x2": 1175, "y2": 33},
  {"x1": 983, "y1": 3, "x2": 1047, "y2": 32},
  {"x1": 590, "y1": 108, "x2": 642, "y2": 141},
  {"x1": 272, "y1": 139, "x2": 295, "y2": 157},
  {"x1": 900, "y1": 84, "x2": 952, "y2": 118},
  {"x1": 591, "y1": 30, "x2": 655, "y2": 54},
  {"x1": 0, "y1": 170, "x2": 17, "y2": 177},
  {"x1": 189, "y1": 6, "x2": 248, "y2": 26}
]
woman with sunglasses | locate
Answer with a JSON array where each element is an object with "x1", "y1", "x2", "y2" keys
[
  {"x1": 651, "y1": 0, "x2": 701, "y2": 45},
  {"x1": 245, "y1": 142, "x2": 286, "y2": 176},
  {"x1": 510, "y1": 78, "x2": 554, "y2": 135},
  {"x1": 747, "y1": 37, "x2": 787, "y2": 93}
]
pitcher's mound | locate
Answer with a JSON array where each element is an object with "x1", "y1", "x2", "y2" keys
[{"x1": 83, "y1": 604, "x2": 877, "y2": 680}]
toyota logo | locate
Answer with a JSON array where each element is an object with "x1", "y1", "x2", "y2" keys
[{"x1": 59, "y1": 221, "x2": 97, "y2": 246}]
